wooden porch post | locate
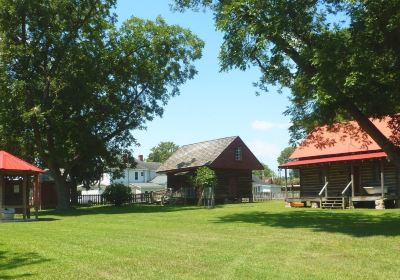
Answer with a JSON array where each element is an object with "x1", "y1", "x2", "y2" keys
[
  {"x1": 324, "y1": 167, "x2": 328, "y2": 198},
  {"x1": 351, "y1": 164, "x2": 355, "y2": 198},
  {"x1": 284, "y1": 169, "x2": 288, "y2": 199},
  {"x1": 380, "y1": 160, "x2": 385, "y2": 199},
  {"x1": 0, "y1": 174, "x2": 3, "y2": 221},
  {"x1": 22, "y1": 174, "x2": 27, "y2": 220},
  {"x1": 349, "y1": 163, "x2": 354, "y2": 209}
]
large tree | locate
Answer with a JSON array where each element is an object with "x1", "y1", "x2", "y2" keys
[
  {"x1": 277, "y1": 147, "x2": 296, "y2": 167},
  {"x1": 277, "y1": 146, "x2": 299, "y2": 179},
  {"x1": 147, "y1": 141, "x2": 179, "y2": 163},
  {"x1": 174, "y1": 0, "x2": 400, "y2": 170},
  {"x1": 0, "y1": 0, "x2": 203, "y2": 209},
  {"x1": 253, "y1": 163, "x2": 275, "y2": 178}
]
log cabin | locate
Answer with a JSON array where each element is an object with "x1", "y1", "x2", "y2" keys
[
  {"x1": 279, "y1": 117, "x2": 400, "y2": 209},
  {"x1": 157, "y1": 136, "x2": 263, "y2": 203}
]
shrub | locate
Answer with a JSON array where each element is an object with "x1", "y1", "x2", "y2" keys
[{"x1": 102, "y1": 183, "x2": 132, "y2": 206}]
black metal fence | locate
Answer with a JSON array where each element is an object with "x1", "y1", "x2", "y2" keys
[{"x1": 76, "y1": 192, "x2": 162, "y2": 206}]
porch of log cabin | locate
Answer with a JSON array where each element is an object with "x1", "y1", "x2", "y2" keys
[{"x1": 281, "y1": 158, "x2": 399, "y2": 209}]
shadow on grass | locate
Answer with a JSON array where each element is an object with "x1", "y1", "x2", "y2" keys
[
  {"x1": 0, "y1": 249, "x2": 50, "y2": 279},
  {"x1": 42, "y1": 204, "x2": 200, "y2": 217},
  {"x1": 214, "y1": 209, "x2": 400, "y2": 237}
]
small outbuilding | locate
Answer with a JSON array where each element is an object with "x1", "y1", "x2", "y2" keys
[
  {"x1": 279, "y1": 117, "x2": 400, "y2": 209},
  {"x1": 0, "y1": 151, "x2": 43, "y2": 220},
  {"x1": 157, "y1": 136, "x2": 263, "y2": 203}
]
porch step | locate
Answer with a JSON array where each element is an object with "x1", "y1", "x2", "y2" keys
[{"x1": 321, "y1": 197, "x2": 345, "y2": 209}]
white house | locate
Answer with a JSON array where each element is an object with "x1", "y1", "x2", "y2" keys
[
  {"x1": 81, "y1": 156, "x2": 166, "y2": 195},
  {"x1": 111, "y1": 156, "x2": 166, "y2": 194},
  {"x1": 112, "y1": 158, "x2": 161, "y2": 186},
  {"x1": 252, "y1": 175, "x2": 283, "y2": 197},
  {"x1": 129, "y1": 174, "x2": 167, "y2": 194}
]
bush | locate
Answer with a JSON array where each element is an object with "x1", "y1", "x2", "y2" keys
[{"x1": 102, "y1": 183, "x2": 132, "y2": 206}]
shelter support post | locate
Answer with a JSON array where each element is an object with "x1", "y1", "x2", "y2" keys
[
  {"x1": 22, "y1": 174, "x2": 27, "y2": 220},
  {"x1": 34, "y1": 174, "x2": 39, "y2": 219},
  {"x1": 0, "y1": 174, "x2": 3, "y2": 221},
  {"x1": 324, "y1": 171, "x2": 328, "y2": 198},
  {"x1": 284, "y1": 169, "x2": 288, "y2": 200}
]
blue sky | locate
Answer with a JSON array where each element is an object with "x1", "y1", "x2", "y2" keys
[{"x1": 115, "y1": 0, "x2": 292, "y2": 172}]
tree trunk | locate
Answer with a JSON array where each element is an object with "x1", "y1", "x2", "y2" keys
[
  {"x1": 49, "y1": 168, "x2": 70, "y2": 210},
  {"x1": 344, "y1": 102, "x2": 400, "y2": 169},
  {"x1": 197, "y1": 188, "x2": 204, "y2": 206},
  {"x1": 69, "y1": 178, "x2": 78, "y2": 206}
]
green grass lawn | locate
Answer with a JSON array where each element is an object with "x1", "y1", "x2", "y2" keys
[{"x1": 1, "y1": 201, "x2": 400, "y2": 280}]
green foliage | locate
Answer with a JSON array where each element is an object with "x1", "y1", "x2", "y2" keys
[
  {"x1": 253, "y1": 164, "x2": 275, "y2": 178},
  {"x1": 0, "y1": 1, "x2": 203, "y2": 208},
  {"x1": 101, "y1": 183, "x2": 132, "y2": 207},
  {"x1": 277, "y1": 147, "x2": 295, "y2": 166},
  {"x1": 147, "y1": 141, "x2": 179, "y2": 163},
  {"x1": 277, "y1": 146, "x2": 299, "y2": 180},
  {"x1": 192, "y1": 166, "x2": 217, "y2": 189},
  {"x1": 174, "y1": 0, "x2": 400, "y2": 167}
]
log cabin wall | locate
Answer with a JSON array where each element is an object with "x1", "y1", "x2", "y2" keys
[
  {"x1": 4, "y1": 179, "x2": 24, "y2": 206},
  {"x1": 166, "y1": 169, "x2": 252, "y2": 203},
  {"x1": 358, "y1": 160, "x2": 398, "y2": 195},
  {"x1": 298, "y1": 159, "x2": 399, "y2": 197},
  {"x1": 214, "y1": 169, "x2": 252, "y2": 202},
  {"x1": 299, "y1": 166, "x2": 325, "y2": 197},
  {"x1": 326, "y1": 163, "x2": 350, "y2": 197}
]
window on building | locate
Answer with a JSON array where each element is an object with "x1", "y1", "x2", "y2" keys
[
  {"x1": 372, "y1": 161, "x2": 381, "y2": 184},
  {"x1": 234, "y1": 147, "x2": 242, "y2": 161},
  {"x1": 141, "y1": 172, "x2": 144, "y2": 177},
  {"x1": 135, "y1": 172, "x2": 138, "y2": 180}
]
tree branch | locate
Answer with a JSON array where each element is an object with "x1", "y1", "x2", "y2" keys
[
  {"x1": 103, "y1": 86, "x2": 148, "y2": 141},
  {"x1": 343, "y1": 100, "x2": 400, "y2": 168}
]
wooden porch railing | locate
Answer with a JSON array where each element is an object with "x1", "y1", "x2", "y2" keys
[
  {"x1": 318, "y1": 182, "x2": 329, "y2": 197},
  {"x1": 341, "y1": 181, "x2": 352, "y2": 196},
  {"x1": 341, "y1": 181, "x2": 353, "y2": 209}
]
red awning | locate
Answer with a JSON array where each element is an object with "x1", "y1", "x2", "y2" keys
[
  {"x1": 0, "y1": 150, "x2": 44, "y2": 173},
  {"x1": 280, "y1": 151, "x2": 387, "y2": 169}
]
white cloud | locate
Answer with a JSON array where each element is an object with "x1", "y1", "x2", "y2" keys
[
  {"x1": 251, "y1": 120, "x2": 291, "y2": 131},
  {"x1": 247, "y1": 140, "x2": 281, "y2": 163}
]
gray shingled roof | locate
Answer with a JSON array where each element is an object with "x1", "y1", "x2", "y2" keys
[
  {"x1": 135, "y1": 160, "x2": 161, "y2": 171},
  {"x1": 149, "y1": 174, "x2": 167, "y2": 185},
  {"x1": 157, "y1": 136, "x2": 238, "y2": 172}
]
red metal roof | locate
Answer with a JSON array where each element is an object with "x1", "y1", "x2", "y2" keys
[
  {"x1": 0, "y1": 150, "x2": 44, "y2": 173},
  {"x1": 290, "y1": 117, "x2": 394, "y2": 159},
  {"x1": 280, "y1": 151, "x2": 387, "y2": 168}
]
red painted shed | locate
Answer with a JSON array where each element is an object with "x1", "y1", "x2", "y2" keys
[{"x1": 0, "y1": 151, "x2": 43, "y2": 220}]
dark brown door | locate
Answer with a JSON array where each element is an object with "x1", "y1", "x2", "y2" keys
[{"x1": 353, "y1": 166, "x2": 361, "y2": 194}]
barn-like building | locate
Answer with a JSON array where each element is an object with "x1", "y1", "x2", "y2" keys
[{"x1": 157, "y1": 136, "x2": 263, "y2": 203}]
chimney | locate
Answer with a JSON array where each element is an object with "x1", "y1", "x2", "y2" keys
[{"x1": 138, "y1": 155, "x2": 144, "y2": 162}]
